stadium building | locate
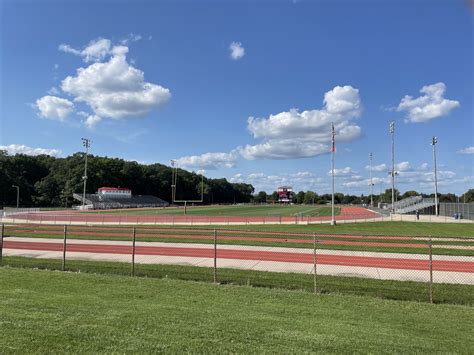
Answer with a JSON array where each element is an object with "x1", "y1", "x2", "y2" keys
[
  {"x1": 277, "y1": 186, "x2": 294, "y2": 204},
  {"x1": 73, "y1": 187, "x2": 168, "y2": 210}
]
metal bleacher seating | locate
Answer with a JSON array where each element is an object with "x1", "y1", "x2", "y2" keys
[{"x1": 73, "y1": 193, "x2": 169, "y2": 210}]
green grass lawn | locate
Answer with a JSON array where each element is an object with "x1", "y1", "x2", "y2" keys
[
  {"x1": 7, "y1": 221, "x2": 473, "y2": 237},
  {"x1": 85, "y1": 204, "x2": 340, "y2": 217},
  {"x1": 3, "y1": 256, "x2": 472, "y2": 305},
  {"x1": 0, "y1": 267, "x2": 472, "y2": 353}
]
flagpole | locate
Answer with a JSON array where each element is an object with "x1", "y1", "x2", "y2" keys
[
  {"x1": 390, "y1": 120, "x2": 395, "y2": 214},
  {"x1": 331, "y1": 123, "x2": 336, "y2": 225}
]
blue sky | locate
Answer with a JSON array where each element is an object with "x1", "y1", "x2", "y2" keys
[{"x1": 1, "y1": 0, "x2": 473, "y2": 195}]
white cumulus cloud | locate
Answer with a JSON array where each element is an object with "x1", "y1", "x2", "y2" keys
[
  {"x1": 366, "y1": 163, "x2": 387, "y2": 172},
  {"x1": 458, "y1": 146, "x2": 474, "y2": 154},
  {"x1": 59, "y1": 38, "x2": 113, "y2": 63},
  {"x1": 175, "y1": 152, "x2": 237, "y2": 170},
  {"x1": 395, "y1": 161, "x2": 411, "y2": 172},
  {"x1": 241, "y1": 85, "x2": 362, "y2": 160},
  {"x1": 53, "y1": 37, "x2": 171, "y2": 128},
  {"x1": 0, "y1": 144, "x2": 62, "y2": 157},
  {"x1": 229, "y1": 42, "x2": 245, "y2": 60},
  {"x1": 239, "y1": 140, "x2": 328, "y2": 160},
  {"x1": 397, "y1": 82, "x2": 459, "y2": 123},
  {"x1": 35, "y1": 95, "x2": 74, "y2": 121},
  {"x1": 327, "y1": 167, "x2": 355, "y2": 176},
  {"x1": 85, "y1": 115, "x2": 102, "y2": 129}
]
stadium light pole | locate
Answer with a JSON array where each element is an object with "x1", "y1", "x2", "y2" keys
[
  {"x1": 12, "y1": 185, "x2": 19, "y2": 208},
  {"x1": 390, "y1": 120, "x2": 395, "y2": 214},
  {"x1": 81, "y1": 138, "x2": 92, "y2": 210},
  {"x1": 331, "y1": 123, "x2": 336, "y2": 225},
  {"x1": 170, "y1": 159, "x2": 176, "y2": 204},
  {"x1": 431, "y1": 136, "x2": 438, "y2": 216},
  {"x1": 369, "y1": 152, "x2": 373, "y2": 207}
]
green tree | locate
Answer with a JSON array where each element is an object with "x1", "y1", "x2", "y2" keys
[
  {"x1": 461, "y1": 189, "x2": 474, "y2": 203},
  {"x1": 303, "y1": 191, "x2": 317, "y2": 205},
  {"x1": 254, "y1": 191, "x2": 268, "y2": 204},
  {"x1": 295, "y1": 191, "x2": 305, "y2": 204}
]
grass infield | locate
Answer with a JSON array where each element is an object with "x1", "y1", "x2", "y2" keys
[
  {"x1": 0, "y1": 267, "x2": 472, "y2": 353},
  {"x1": 84, "y1": 204, "x2": 341, "y2": 216}
]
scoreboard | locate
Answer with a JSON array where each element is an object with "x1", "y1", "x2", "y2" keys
[{"x1": 277, "y1": 186, "x2": 293, "y2": 203}]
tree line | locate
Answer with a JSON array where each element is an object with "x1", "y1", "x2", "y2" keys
[
  {"x1": 0, "y1": 151, "x2": 254, "y2": 208},
  {"x1": 253, "y1": 188, "x2": 474, "y2": 205},
  {"x1": 1, "y1": 150, "x2": 472, "y2": 208}
]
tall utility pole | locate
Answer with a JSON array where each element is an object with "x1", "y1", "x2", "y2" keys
[
  {"x1": 431, "y1": 136, "x2": 438, "y2": 216},
  {"x1": 12, "y1": 185, "x2": 19, "y2": 208},
  {"x1": 170, "y1": 159, "x2": 176, "y2": 204},
  {"x1": 331, "y1": 123, "x2": 336, "y2": 225},
  {"x1": 81, "y1": 138, "x2": 91, "y2": 209},
  {"x1": 390, "y1": 120, "x2": 395, "y2": 214},
  {"x1": 369, "y1": 152, "x2": 373, "y2": 207}
]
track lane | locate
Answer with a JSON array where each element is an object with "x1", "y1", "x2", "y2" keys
[{"x1": 4, "y1": 240, "x2": 473, "y2": 273}]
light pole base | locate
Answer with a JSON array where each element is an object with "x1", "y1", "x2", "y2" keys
[{"x1": 331, "y1": 220, "x2": 337, "y2": 226}]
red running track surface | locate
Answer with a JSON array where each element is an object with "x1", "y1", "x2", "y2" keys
[{"x1": 4, "y1": 240, "x2": 473, "y2": 273}]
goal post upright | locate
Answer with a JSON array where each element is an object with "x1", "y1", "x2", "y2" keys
[{"x1": 171, "y1": 161, "x2": 205, "y2": 215}]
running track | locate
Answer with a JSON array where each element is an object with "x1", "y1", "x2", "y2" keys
[
  {"x1": 5, "y1": 206, "x2": 380, "y2": 225},
  {"x1": 4, "y1": 239, "x2": 473, "y2": 273}
]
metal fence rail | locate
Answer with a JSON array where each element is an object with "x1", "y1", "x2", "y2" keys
[{"x1": 1, "y1": 223, "x2": 473, "y2": 304}]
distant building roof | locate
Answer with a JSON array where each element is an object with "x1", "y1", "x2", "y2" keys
[{"x1": 98, "y1": 187, "x2": 131, "y2": 191}]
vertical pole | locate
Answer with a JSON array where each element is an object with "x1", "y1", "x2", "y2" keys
[
  {"x1": 429, "y1": 236, "x2": 433, "y2": 304},
  {"x1": 313, "y1": 233, "x2": 318, "y2": 294},
  {"x1": 213, "y1": 229, "x2": 217, "y2": 284},
  {"x1": 131, "y1": 227, "x2": 136, "y2": 277},
  {"x1": 0, "y1": 224, "x2": 4, "y2": 265},
  {"x1": 331, "y1": 123, "x2": 336, "y2": 225},
  {"x1": 81, "y1": 138, "x2": 91, "y2": 210},
  {"x1": 369, "y1": 152, "x2": 373, "y2": 207},
  {"x1": 62, "y1": 224, "x2": 67, "y2": 271},
  {"x1": 390, "y1": 120, "x2": 395, "y2": 214},
  {"x1": 432, "y1": 136, "x2": 439, "y2": 216}
]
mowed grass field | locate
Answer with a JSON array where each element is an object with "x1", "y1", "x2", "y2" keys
[
  {"x1": 0, "y1": 268, "x2": 472, "y2": 353},
  {"x1": 86, "y1": 204, "x2": 340, "y2": 216}
]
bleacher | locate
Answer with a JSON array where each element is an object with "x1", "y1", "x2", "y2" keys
[
  {"x1": 393, "y1": 196, "x2": 436, "y2": 214},
  {"x1": 73, "y1": 193, "x2": 169, "y2": 210}
]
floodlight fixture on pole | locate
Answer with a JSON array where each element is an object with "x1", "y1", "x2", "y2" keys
[
  {"x1": 431, "y1": 136, "x2": 439, "y2": 216},
  {"x1": 390, "y1": 120, "x2": 395, "y2": 214},
  {"x1": 12, "y1": 185, "x2": 19, "y2": 208},
  {"x1": 331, "y1": 123, "x2": 336, "y2": 225},
  {"x1": 369, "y1": 152, "x2": 374, "y2": 207},
  {"x1": 81, "y1": 138, "x2": 92, "y2": 209}
]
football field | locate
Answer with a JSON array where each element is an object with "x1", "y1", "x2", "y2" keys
[{"x1": 86, "y1": 204, "x2": 340, "y2": 217}]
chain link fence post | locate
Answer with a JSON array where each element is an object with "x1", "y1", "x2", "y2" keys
[
  {"x1": 213, "y1": 229, "x2": 217, "y2": 284},
  {"x1": 313, "y1": 233, "x2": 318, "y2": 294},
  {"x1": 62, "y1": 224, "x2": 67, "y2": 271},
  {"x1": 131, "y1": 226, "x2": 136, "y2": 277},
  {"x1": 0, "y1": 223, "x2": 4, "y2": 265},
  {"x1": 429, "y1": 236, "x2": 433, "y2": 303}
]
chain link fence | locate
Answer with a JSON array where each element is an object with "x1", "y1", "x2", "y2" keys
[
  {"x1": 1, "y1": 223, "x2": 473, "y2": 304},
  {"x1": 4, "y1": 210, "x2": 474, "y2": 225}
]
